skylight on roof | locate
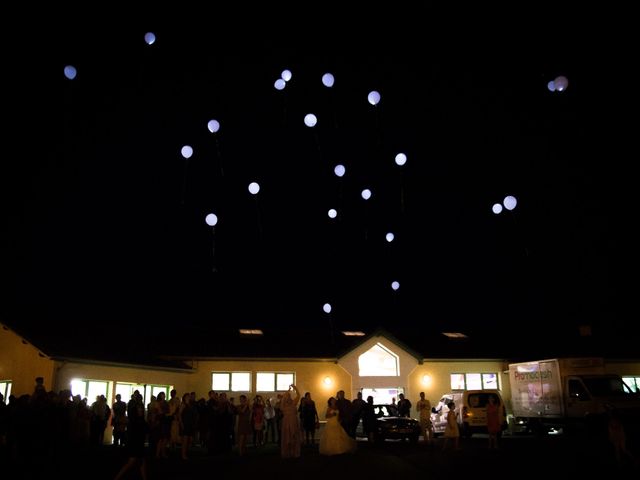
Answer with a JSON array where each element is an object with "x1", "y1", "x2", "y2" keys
[
  {"x1": 442, "y1": 332, "x2": 468, "y2": 338},
  {"x1": 239, "y1": 329, "x2": 263, "y2": 335},
  {"x1": 342, "y1": 331, "x2": 365, "y2": 336}
]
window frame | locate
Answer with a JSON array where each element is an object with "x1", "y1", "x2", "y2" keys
[
  {"x1": 211, "y1": 372, "x2": 252, "y2": 393},
  {"x1": 256, "y1": 372, "x2": 296, "y2": 392}
]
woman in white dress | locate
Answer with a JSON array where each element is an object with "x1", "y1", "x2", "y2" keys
[{"x1": 319, "y1": 397, "x2": 357, "y2": 456}]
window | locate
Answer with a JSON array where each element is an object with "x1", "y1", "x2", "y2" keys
[
  {"x1": 358, "y1": 343, "x2": 400, "y2": 376},
  {"x1": 450, "y1": 373, "x2": 500, "y2": 391},
  {"x1": 256, "y1": 372, "x2": 295, "y2": 392},
  {"x1": 212, "y1": 372, "x2": 251, "y2": 392},
  {"x1": 0, "y1": 380, "x2": 11, "y2": 403},
  {"x1": 70, "y1": 379, "x2": 109, "y2": 402},
  {"x1": 622, "y1": 376, "x2": 640, "y2": 393},
  {"x1": 114, "y1": 382, "x2": 146, "y2": 404}
]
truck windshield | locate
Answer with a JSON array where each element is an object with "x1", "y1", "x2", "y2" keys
[{"x1": 581, "y1": 377, "x2": 628, "y2": 397}]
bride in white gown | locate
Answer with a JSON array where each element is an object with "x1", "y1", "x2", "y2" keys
[{"x1": 319, "y1": 397, "x2": 357, "y2": 456}]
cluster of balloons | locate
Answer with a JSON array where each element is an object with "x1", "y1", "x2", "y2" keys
[{"x1": 547, "y1": 75, "x2": 569, "y2": 93}]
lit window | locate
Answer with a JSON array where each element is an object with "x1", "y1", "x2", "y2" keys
[
  {"x1": 256, "y1": 372, "x2": 295, "y2": 392},
  {"x1": 115, "y1": 383, "x2": 146, "y2": 404},
  {"x1": 622, "y1": 376, "x2": 640, "y2": 393},
  {"x1": 450, "y1": 373, "x2": 499, "y2": 390},
  {"x1": 212, "y1": 372, "x2": 251, "y2": 392},
  {"x1": 450, "y1": 374, "x2": 466, "y2": 390},
  {"x1": 0, "y1": 380, "x2": 12, "y2": 403},
  {"x1": 69, "y1": 379, "x2": 108, "y2": 402},
  {"x1": 442, "y1": 332, "x2": 468, "y2": 338},
  {"x1": 239, "y1": 329, "x2": 263, "y2": 335},
  {"x1": 342, "y1": 331, "x2": 366, "y2": 336},
  {"x1": 466, "y1": 373, "x2": 482, "y2": 390},
  {"x1": 358, "y1": 343, "x2": 400, "y2": 377},
  {"x1": 482, "y1": 373, "x2": 498, "y2": 389}
]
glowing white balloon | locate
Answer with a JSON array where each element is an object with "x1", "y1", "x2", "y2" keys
[
  {"x1": 334, "y1": 164, "x2": 345, "y2": 177},
  {"x1": 361, "y1": 189, "x2": 372, "y2": 200},
  {"x1": 274, "y1": 79, "x2": 286, "y2": 90},
  {"x1": 554, "y1": 75, "x2": 569, "y2": 92},
  {"x1": 386, "y1": 232, "x2": 395, "y2": 242},
  {"x1": 304, "y1": 113, "x2": 317, "y2": 127},
  {"x1": 181, "y1": 145, "x2": 193, "y2": 159},
  {"x1": 205, "y1": 213, "x2": 218, "y2": 226},
  {"x1": 248, "y1": 182, "x2": 260, "y2": 195},
  {"x1": 64, "y1": 65, "x2": 77, "y2": 80},
  {"x1": 328, "y1": 209, "x2": 337, "y2": 219},
  {"x1": 281, "y1": 69, "x2": 292, "y2": 82},
  {"x1": 322, "y1": 73, "x2": 335, "y2": 87},
  {"x1": 368, "y1": 90, "x2": 381, "y2": 105},
  {"x1": 144, "y1": 32, "x2": 156, "y2": 45},
  {"x1": 547, "y1": 80, "x2": 556, "y2": 92},
  {"x1": 323, "y1": 303, "x2": 332, "y2": 314},
  {"x1": 391, "y1": 281, "x2": 400, "y2": 291},
  {"x1": 395, "y1": 153, "x2": 407, "y2": 166},
  {"x1": 503, "y1": 195, "x2": 517, "y2": 211},
  {"x1": 492, "y1": 203, "x2": 503, "y2": 214},
  {"x1": 207, "y1": 119, "x2": 220, "y2": 133}
]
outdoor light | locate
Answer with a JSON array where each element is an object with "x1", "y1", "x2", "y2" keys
[
  {"x1": 368, "y1": 90, "x2": 381, "y2": 105},
  {"x1": 304, "y1": 113, "x2": 317, "y2": 127},
  {"x1": 207, "y1": 119, "x2": 220, "y2": 133},
  {"x1": 492, "y1": 203, "x2": 503, "y2": 214},
  {"x1": 328, "y1": 209, "x2": 337, "y2": 219},
  {"x1": 181, "y1": 145, "x2": 193, "y2": 159},
  {"x1": 144, "y1": 32, "x2": 156, "y2": 45},
  {"x1": 395, "y1": 153, "x2": 407, "y2": 166},
  {"x1": 391, "y1": 281, "x2": 400, "y2": 291},
  {"x1": 248, "y1": 182, "x2": 260, "y2": 195},
  {"x1": 64, "y1": 65, "x2": 77, "y2": 80},
  {"x1": 386, "y1": 232, "x2": 395, "y2": 242},
  {"x1": 323, "y1": 303, "x2": 332, "y2": 314},
  {"x1": 547, "y1": 80, "x2": 556, "y2": 92},
  {"x1": 322, "y1": 73, "x2": 335, "y2": 87},
  {"x1": 274, "y1": 79, "x2": 286, "y2": 90},
  {"x1": 554, "y1": 75, "x2": 569, "y2": 92},
  {"x1": 323, "y1": 376, "x2": 333, "y2": 386},
  {"x1": 281, "y1": 69, "x2": 292, "y2": 82},
  {"x1": 422, "y1": 374, "x2": 432, "y2": 386},
  {"x1": 334, "y1": 164, "x2": 345, "y2": 177},
  {"x1": 205, "y1": 213, "x2": 218, "y2": 226},
  {"x1": 361, "y1": 189, "x2": 372, "y2": 200},
  {"x1": 503, "y1": 195, "x2": 517, "y2": 211}
]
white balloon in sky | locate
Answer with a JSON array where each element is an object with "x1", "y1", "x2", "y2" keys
[
  {"x1": 323, "y1": 303, "x2": 332, "y2": 314},
  {"x1": 322, "y1": 73, "x2": 335, "y2": 87},
  {"x1": 207, "y1": 119, "x2": 220, "y2": 133},
  {"x1": 181, "y1": 145, "x2": 193, "y2": 159},
  {"x1": 248, "y1": 182, "x2": 260, "y2": 195},
  {"x1": 547, "y1": 80, "x2": 556, "y2": 92},
  {"x1": 492, "y1": 203, "x2": 503, "y2": 214},
  {"x1": 304, "y1": 113, "x2": 317, "y2": 127},
  {"x1": 334, "y1": 164, "x2": 345, "y2": 177},
  {"x1": 503, "y1": 195, "x2": 517, "y2": 210},
  {"x1": 554, "y1": 75, "x2": 569, "y2": 92},
  {"x1": 144, "y1": 32, "x2": 156, "y2": 45},
  {"x1": 281, "y1": 69, "x2": 292, "y2": 82},
  {"x1": 361, "y1": 189, "x2": 372, "y2": 200},
  {"x1": 386, "y1": 232, "x2": 395, "y2": 242},
  {"x1": 205, "y1": 213, "x2": 218, "y2": 226},
  {"x1": 395, "y1": 153, "x2": 407, "y2": 166},
  {"x1": 368, "y1": 90, "x2": 381, "y2": 105},
  {"x1": 391, "y1": 281, "x2": 400, "y2": 291},
  {"x1": 274, "y1": 79, "x2": 286, "y2": 90},
  {"x1": 64, "y1": 65, "x2": 77, "y2": 80},
  {"x1": 328, "y1": 209, "x2": 337, "y2": 219}
]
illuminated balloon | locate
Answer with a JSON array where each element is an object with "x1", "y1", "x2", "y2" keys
[
  {"x1": 368, "y1": 91, "x2": 381, "y2": 105},
  {"x1": 274, "y1": 79, "x2": 286, "y2": 90},
  {"x1": 492, "y1": 203, "x2": 503, "y2": 214},
  {"x1": 64, "y1": 65, "x2": 77, "y2": 80},
  {"x1": 334, "y1": 164, "x2": 345, "y2": 177},
  {"x1": 144, "y1": 32, "x2": 156, "y2": 45},
  {"x1": 304, "y1": 113, "x2": 317, "y2": 127},
  {"x1": 391, "y1": 281, "x2": 400, "y2": 291},
  {"x1": 547, "y1": 80, "x2": 556, "y2": 92},
  {"x1": 361, "y1": 189, "x2": 372, "y2": 200},
  {"x1": 554, "y1": 75, "x2": 569, "y2": 92},
  {"x1": 322, "y1": 73, "x2": 335, "y2": 87},
  {"x1": 386, "y1": 232, "x2": 395, "y2": 242},
  {"x1": 395, "y1": 153, "x2": 407, "y2": 166},
  {"x1": 207, "y1": 119, "x2": 220, "y2": 133},
  {"x1": 248, "y1": 182, "x2": 260, "y2": 195},
  {"x1": 503, "y1": 195, "x2": 517, "y2": 210},
  {"x1": 281, "y1": 69, "x2": 292, "y2": 82},
  {"x1": 205, "y1": 213, "x2": 218, "y2": 226},
  {"x1": 328, "y1": 209, "x2": 337, "y2": 219},
  {"x1": 181, "y1": 145, "x2": 193, "y2": 159},
  {"x1": 323, "y1": 303, "x2": 332, "y2": 314}
]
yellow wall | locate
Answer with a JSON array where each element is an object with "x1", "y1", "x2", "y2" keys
[
  {"x1": 0, "y1": 324, "x2": 55, "y2": 397},
  {"x1": 605, "y1": 360, "x2": 640, "y2": 376}
]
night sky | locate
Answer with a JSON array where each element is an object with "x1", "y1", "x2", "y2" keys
[{"x1": 2, "y1": 16, "x2": 633, "y2": 352}]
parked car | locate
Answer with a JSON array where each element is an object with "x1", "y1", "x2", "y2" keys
[
  {"x1": 372, "y1": 404, "x2": 421, "y2": 443},
  {"x1": 431, "y1": 392, "x2": 463, "y2": 436},
  {"x1": 459, "y1": 389, "x2": 507, "y2": 437}
]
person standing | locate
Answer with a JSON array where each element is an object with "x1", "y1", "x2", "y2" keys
[
  {"x1": 111, "y1": 394, "x2": 127, "y2": 447},
  {"x1": 416, "y1": 392, "x2": 433, "y2": 445},
  {"x1": 485, "y1": 394, "x2": 501, "y2": 449},
  {"x1": 280, "y1": 385, "x2": 302, "y2": 458},
  {"x1": 441, "y1": 401, "x2": 460, "y2": 451},
  {"x1": 397, "y1": 393, "x2": 412, "y2": 418}
]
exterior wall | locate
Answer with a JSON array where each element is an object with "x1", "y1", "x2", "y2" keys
[
  {"x1": 191, "y1": 359, "x2": 349, "y2": 419},
  {"x1": 604, "y1": 359, "x2": 640, "y2": 376},
  {"x1": 0, "y1": 324, "x2": 55, "y2": 397}
]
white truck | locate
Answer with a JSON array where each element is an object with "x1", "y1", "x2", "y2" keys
[{"x1": 508, "y1": 357, "x2": 640, "y2": 435}]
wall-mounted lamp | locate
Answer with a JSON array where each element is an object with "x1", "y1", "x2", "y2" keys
[
  {"x1": 422, "y1": 374, "x2": 432, "y2": 387},
  {"x1": 323, "y1": 376, "x2": 333, "y2": 386}
]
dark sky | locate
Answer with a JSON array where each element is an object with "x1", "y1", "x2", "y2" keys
[{"x1": 2, "y1": 17, "x2": 633, "y2": 350}]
